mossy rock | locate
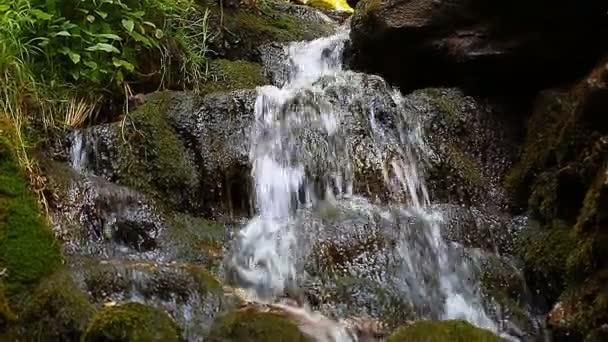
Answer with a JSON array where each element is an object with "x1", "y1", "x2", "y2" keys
[
  {"x1": 116, "y1": 92, "x2": 198, "y2": 210},
  {"x1": 387, "y1": 320, "x2": 499, "y2": 342},
  {"x1": 516, "y1": 220, "x2": 576, "y2": 303},
  {"x1": 204, "y1": 1, "x2": 334, "y2": 60},
  {"x1": 0, "y1": 118, "x2": 62, "y2": 297},
  {"x1": 206, "y1": 308, "x2": 310, "y2": 342},
  {"x1": 0, "y1": 283, "x2": 16, "y2": 329},
  {"x1": 200, "y1": 59, "x2": 265, "y2": 95},
  {"x1": 83, "y1": 302, "x2": 180, "y2": 342},
  {"x1": 16, "y1": 271, "x2": 95, "y2": 340}
]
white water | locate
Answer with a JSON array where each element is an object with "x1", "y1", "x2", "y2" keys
[{"x1": 232, "y1": 29, "x2": 498, "y2": 338}]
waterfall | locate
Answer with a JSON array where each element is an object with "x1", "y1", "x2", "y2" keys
[{"x1": 232, "y1": 29, "x2": 498, "y2": 336}]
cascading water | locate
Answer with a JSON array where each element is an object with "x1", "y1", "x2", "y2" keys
[{"x1": 231, "y1": 26, "x2": 503, "y2": 339}]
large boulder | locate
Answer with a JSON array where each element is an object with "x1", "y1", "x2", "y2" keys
[{"x1": 348, "y1": 0, "x2": 608, "y2": 93}]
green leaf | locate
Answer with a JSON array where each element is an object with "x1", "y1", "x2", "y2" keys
[
  {"x1": 121, "y1": 19, "x2": 134, "y2": 33},
  {"x1": 84, "y1": 60, "x2": 98, "y2": 69},
  {"x1": 95, "y1": 11, "x2": 108, "y2": 19},
  {"x1": 143, "y1": 21, "x2": 157, "y2": 29},
  {"x1": 112, "y1": 58, "x2": 135, "y2": 72},
  {"x1": 128, "y1": 31, "x2": 153, "y2": 47},
  {"x1": 0, "y1": 5, "x2": 10, "y2": 12},
  {"x1": 115, "y1": 70, "x2": 125, "y2": 86},
  {"x1": 86, "y1": 43, "x2": 120, "y2": 53},
  {"x1": 37, "y1": 38, "x2": 50, "y2": 47},
  {"x1": 96, "y1": 33, "x2": 122, "y2": 41},
  {"x1": 86, "y1": 15, "x2": 95, "y2": 23},
  {"x1": 68, "y1": 51, "x2": 81, "y2": 64},
  {"x1": 46, "y1": 0, "x2": 57, "y2": 14},
  {"x1": 53, "y1": 31, "x2": 71, "y2": 37},
  {"x1": 70, "y1": 70, "x2": 80, "y2": 80},
  {"x1": 154, "y1": 29, "x2": 164, "y2": 39},
  {"x1": 31, "y1": 9, "x2": 53, "y2": 20}
]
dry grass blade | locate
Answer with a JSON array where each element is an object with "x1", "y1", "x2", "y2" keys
[{"x1": 64, "y1": 97, "x2": 97, "y2": 129}]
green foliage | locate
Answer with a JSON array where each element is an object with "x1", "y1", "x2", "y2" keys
[
  {"x1": 1, "y1": 0, "x2": 192, "y2": 90},
  {"x1": 387, "y1": 320, "x2": 500, "y2": 342},
  {"x1": 0, "y1": 0, "x2": 209, "y2": 134},
  {"x1": 83, "y1": 302, "x2": 180, "y2": 342}
]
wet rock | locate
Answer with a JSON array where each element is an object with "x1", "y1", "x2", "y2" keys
[
  {"x1": 348, "y1": 0, "x2": 608, "y2": 93},
  {"x1": 258, "y1": 42, "x2": 290, "y2": 87},
  {"x1": 73, "y1": 259, "x2": 227, "y2": 340},
  {"x1": 387, "y1": 320, "x2": 500, "y2": 342},
  {"x1": 61, "y1": 90, "x2": 255, "y2": 217},
  {"x1": 82, "y1": 302, "x2": 180, "y2": 342},
  {"x1": 546, "y1": 271, "x2": 608, "y2": 341},
  {"x1": 414, "y1": 88, "x2": 519, "y2": 209},
  {"x1": 437, "y1": 204, "x2": 524, "y2": 255}
]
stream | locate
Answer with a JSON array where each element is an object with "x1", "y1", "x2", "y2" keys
[{"x1": 58, "y1": 23, "x2": 541, "y2": 342}]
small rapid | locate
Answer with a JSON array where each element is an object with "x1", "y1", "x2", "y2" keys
[{"x1": 231, "y1": 28, "x2": 501, "y2": 339}]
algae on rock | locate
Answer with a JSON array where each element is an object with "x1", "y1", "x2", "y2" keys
[
  {"x1": 387, "y1": 320, "x2": 500, "y2": 342},
  {"x1": 83, "y1": 302, "x2": 180, "y2": 342},
  {"x1": 206, "y1": 308, "x2": 310, "y2": 342},
  {"x1": 0, "y1": 119, "x2": 62, "y2": 297}
]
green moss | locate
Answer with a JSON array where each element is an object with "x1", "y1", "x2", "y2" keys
[
  {"x1": 387, "y1": 320, "x2": 499, "y2": 342},
  {"x1": 183, "y1": 264, "x2": 223, "y2": 295},
  {"x1": 478, "y1": 257, "x2": 533, "y2": 332},
  {"x1": 117, "y1": 92, "x2": 198, "y2": 206},
  {"x1": 0, "y1": 284, "x2": 16, "y2": 329},
  {"x1": 206, "y1": 2, "x2": 334, "y2": 60},
  {"x1": 200, "y1": 59, "x2": 264, "y2": 94},
  {"x1": 17, "y1": 271, "x2": 95, "y2": 340},
  {"x1": 206, "y1": 308, "x2": 310, "y2": 342},
  {"x1": 0, "y1": 119, "x2": 62, "y2": 297},
  {"x1": 83, "y1": 302, "x2": 180, "y2": 342},
  {"x1": 426, "y1": 88, "x2": 461, "y2": 119},
  {"x1": 516, "y1": 221, "x2": 576, "y2": 301},
  {"x1": 164, "y1": 213, "x2": 226, "y2": 268}
]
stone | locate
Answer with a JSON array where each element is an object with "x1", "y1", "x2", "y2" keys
[{"x1": 348, "y1": 0, "x2": 608, "y2": 93}]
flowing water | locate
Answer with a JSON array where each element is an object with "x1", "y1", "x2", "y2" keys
[{"x1": 232, "y1": 28, "x2": 500, "y2": 338}]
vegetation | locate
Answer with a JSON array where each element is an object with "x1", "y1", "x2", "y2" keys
[
  {"x1": 387, "y1": 320, "x2": 500, "y2": 342},
  {"x1": 83, "y1": 302, "x2": 180, "y2": 341},
  {"x1": 0, "y1": 0, "x2": 209, "y2": 127},
  {"x1": 0, "y1": 118, "x2": 62, "y2": 297},
  {"x1": 206, "y1": 308, "x2": 310, "y2": 342}
]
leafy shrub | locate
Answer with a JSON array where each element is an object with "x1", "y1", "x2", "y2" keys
[{"x1": 0, "y1": 0, "x2": 208, "y2": 128}]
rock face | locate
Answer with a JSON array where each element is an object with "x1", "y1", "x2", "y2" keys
[
  {"x1": 348, "y1": 0, "x2": 608, "y2": 93},
  {"x1": 507, "y1": 58, "x2": 608, "y2": 341}
]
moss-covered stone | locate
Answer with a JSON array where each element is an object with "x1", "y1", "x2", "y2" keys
[
  {"x1": 16, "y1": 271, "x2": 95, "y2": 340},
  {"x1": 0, "y1": 284, "x2": 16, "y2": 329},
  {"x1": 387, "y1": 320, "x2": 499, "y2": 342},
  {"x1": 505, "y1": 59, "x2": 608, "y2": 338},
  {"x1": 204, "y1": 1, "x2": 334, "y2": 61},
  {"x1": 83, "y1": 302, "x2": 180, "y2": 342},
  {"x1": 163, "y1": 213, "x2": 226, "y2": 268},
  {"x1": 116, "y1": 92, "x2": 198, "y2": 210},
  {"x1": 0, "y1": 118, "x2": 62, "y2": 297},
  {"x1": 516, "y1": 220, "x2": 576, "y2": 303},
  {"x1": 478, "y1": 256, "x2": 535, "y2": 334},
  {"x1": 200, "y1": 59, "x2": 264, "y2": 95},
  {"x1": 206, "y1": 308, "x2": 310, "y2": 342}
]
